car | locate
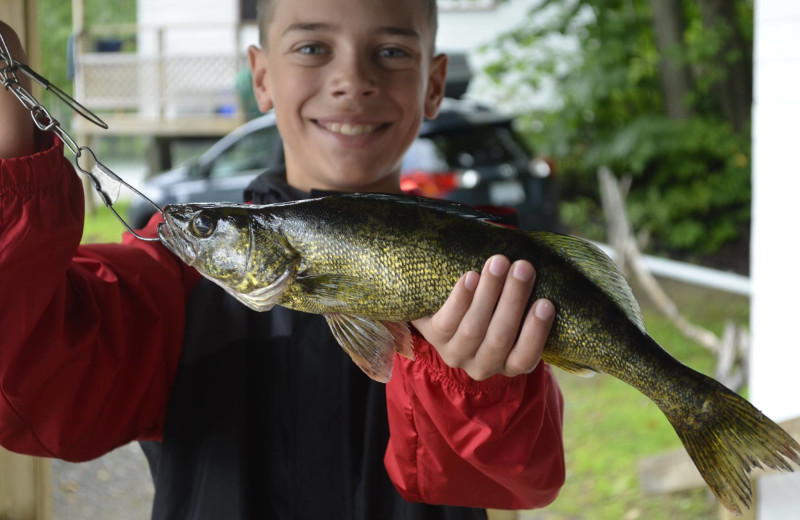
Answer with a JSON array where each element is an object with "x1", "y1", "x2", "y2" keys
[{"x1": 128, "y1": 98, "x2": 560, "y2": 231}]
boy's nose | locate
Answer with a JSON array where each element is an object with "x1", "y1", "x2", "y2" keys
[{"x1": 329, "y1": 57, "x2": 379, "y2": 99}]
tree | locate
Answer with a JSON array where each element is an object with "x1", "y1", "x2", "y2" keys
[
  {"x1": 484, "y1": 0, "x2": 753, "y2": 265},
  {"x1": 650, "y1": 0, "x2": 693, "y2": 120}
]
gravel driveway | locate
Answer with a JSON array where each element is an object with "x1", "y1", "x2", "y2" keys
[{"x1": 52, "y1": 442, "x2": 154, "y2": 520}]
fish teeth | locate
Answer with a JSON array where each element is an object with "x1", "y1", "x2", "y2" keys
[{"x1": 322, "y1": 122, "x2": 380, "y2": 136}]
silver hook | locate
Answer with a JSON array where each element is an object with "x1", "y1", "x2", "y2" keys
[{"x1": 75, "y1": 147, "x2": 164, "y2": 242}]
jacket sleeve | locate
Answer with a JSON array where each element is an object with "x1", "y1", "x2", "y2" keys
[
  {"x1": 0, "y1": 134, "x2": 199, "y2": 462},
  {"x1": 384, "y1": 334, "x2": 565, "y2": 510}
]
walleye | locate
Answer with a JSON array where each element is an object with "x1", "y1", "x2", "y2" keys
[{"x1": 158, "y1": 193, "x2": 799, "y2": 515}]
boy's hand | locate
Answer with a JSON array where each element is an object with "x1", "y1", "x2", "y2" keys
[
  {"x1": 412, "y1": 255, "x2": 555, "y2": 381},
  {"x1": 0, "y1": 21, "x2": 35, "y2": 158}
]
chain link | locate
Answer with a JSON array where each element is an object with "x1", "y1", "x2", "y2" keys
[{"x1": 1, "y1": 32, "x2": 162, "y2": 241}]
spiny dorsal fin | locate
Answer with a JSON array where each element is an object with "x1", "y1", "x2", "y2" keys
[
  {"x1": 333, "y1": 193, "x2": 500, "y2": 222},
  {"x1": 528, "y1": 231, "x2": 646, "y2": 332}
]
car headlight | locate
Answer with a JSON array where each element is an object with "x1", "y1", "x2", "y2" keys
[
  {"x1": 528, "y1": 158, "x2": 552, "y2": 178},
  {"x1": 458, "y1": 169, "x2": 480, "y2": 189}
]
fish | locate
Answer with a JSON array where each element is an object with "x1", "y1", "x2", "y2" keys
[{"x1": 157, "y1": 192, "x2": 800, "y2": 515}]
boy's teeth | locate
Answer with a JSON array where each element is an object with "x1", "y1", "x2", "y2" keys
[{"x1": 323, "y1": 122, "x2": 379, "y2": 136}]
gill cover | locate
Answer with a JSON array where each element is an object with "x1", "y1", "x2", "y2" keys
[{"x1": 159, "y1": 203, "x2": 300, "y2": 311}]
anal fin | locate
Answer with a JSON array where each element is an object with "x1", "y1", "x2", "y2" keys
[{"x1": 547, "y1": 356, "x2": 598, "y2": 378}]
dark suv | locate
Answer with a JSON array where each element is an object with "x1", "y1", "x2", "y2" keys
[{"x1": 128, "y1": 98, "x2": 560, "y2": 231}]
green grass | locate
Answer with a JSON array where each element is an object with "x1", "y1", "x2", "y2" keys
[
  {"x1": 81, "y1": 205, "x2": 749, "y2": 519},
  {"x1": 81, "y1": 200, "x2": 131, "y2": 244}
]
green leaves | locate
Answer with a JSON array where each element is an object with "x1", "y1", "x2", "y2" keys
[{"x1": 485, "y1": 0, "x2": 752, "y2": 260}]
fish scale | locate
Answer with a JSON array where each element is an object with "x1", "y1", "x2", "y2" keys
[{"x1": 158, "y1": 192, "x2": 800, "y2": 516}]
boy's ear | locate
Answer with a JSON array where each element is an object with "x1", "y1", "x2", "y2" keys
[
  {"x1": 424, "y1": 53, "x2": 448, "y2": 120},
  {"x1": 248, "y1": 45, "x2": 274, "y2": 113}
]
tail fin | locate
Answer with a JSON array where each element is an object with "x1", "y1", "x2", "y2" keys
[{"x1": 664, "y1": 378, "x2": 800, "y2": 515}]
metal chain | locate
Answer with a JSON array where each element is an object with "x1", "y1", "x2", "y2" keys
[{"x1": 1, "y1": 31, "x2": 162, "y2": 241}]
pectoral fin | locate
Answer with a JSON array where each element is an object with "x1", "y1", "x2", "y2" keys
[
  {"x1": 324, "y1": 314, "x2": 414, "y2": 382},
  {"x1": 296, "y1": 272, "x2": 381, "y2": 310}
]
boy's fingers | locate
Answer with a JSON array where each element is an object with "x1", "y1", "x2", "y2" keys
[
  {"x1": 453, "y1": 255, "x2": 509, "y2": 349},
  {"x1": 503, "y1": 299, "x2": 555, "y2": 377},
  {"x1": 424, "y1": 270, "x2": 479, "y2": 340},
  {"x1": 473, "y1": 260, "x2": 537, "y2": 374}
]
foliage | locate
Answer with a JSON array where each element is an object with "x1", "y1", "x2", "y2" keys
[
  {"x1": 484, "y1": 0, "x2": 753, "y2": 258},
  {"x1": 37, "y1": 0, "x2": 137, "y2": 128}
]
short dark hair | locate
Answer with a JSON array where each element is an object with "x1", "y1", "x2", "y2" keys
[{"x1": 256, "y1": 0, "x2": 438, "y2": 52}]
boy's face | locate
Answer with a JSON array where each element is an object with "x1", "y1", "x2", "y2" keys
[{"x1": 248, "y1": 0, "x2": 447, "y2": 193}]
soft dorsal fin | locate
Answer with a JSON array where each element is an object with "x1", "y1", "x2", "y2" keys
[{"x1": 528, "y1": 231, "x2": 646, "y2": 332}]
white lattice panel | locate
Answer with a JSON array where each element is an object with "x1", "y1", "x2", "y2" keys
[{"x1": 77, "y1": 53, "x2": 241, "y2": 115}]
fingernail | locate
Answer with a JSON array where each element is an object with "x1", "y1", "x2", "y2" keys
[
  {"x1": 488, "y1": 256, "x2": 508, "y2": 276},
  {"x1": 512, "y1": 261, "x2": 534, "y2": 282},
  {"x1": 534, "y1": 299, "x2": 555, "y2": 320},
  {"x1": 464, "y1": 271, "x2": 479, "y2": 292}
]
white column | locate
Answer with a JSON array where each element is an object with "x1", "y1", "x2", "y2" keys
[{"x1": 751, "y1": 0, "x2": 800, "y2": 517}]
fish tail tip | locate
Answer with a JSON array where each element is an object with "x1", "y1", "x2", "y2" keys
[{"x1": 668, "y1": 386, "x2": 800, "y2": 515}]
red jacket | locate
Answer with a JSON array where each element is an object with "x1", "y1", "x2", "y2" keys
[{"x1": 0, "y1": 134, "x2": 564, "y2": 510}]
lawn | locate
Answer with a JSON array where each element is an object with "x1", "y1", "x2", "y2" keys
[
  {"x1": 82, "y1": 205, "x2": 748, "y2": 519},
  {"x1": 81, "y1": 200, "x2": 132, "y2": 244}
]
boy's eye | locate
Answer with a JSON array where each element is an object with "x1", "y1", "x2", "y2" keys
[
  {"x1": 377, "y1": 47, "x2": 409, "y2": 59},
  {"x1": 297, "y1": 43, "x2": 328, "y2": 55}
]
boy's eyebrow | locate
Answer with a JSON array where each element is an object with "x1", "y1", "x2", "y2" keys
[
  {"x1": 282, "y1": 22, "x2": 420, "y2": 40},
  {"x1": 282, "y1": 22, "x2": 335, "y2": 36},
  {"x1": 376, "y1": 26, "x2": 421, "y2": 39}
]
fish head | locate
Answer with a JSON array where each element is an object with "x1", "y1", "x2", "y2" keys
[{"x1": 158, "y1": 203, "x2": 300, "y2": 309}]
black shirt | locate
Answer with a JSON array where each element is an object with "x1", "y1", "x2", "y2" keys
[{"x1": 140, "y1": 169, "x2": 487, "y2": 520}]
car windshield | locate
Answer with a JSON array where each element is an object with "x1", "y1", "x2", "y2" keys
[
  {"x1": 403, "y1": 124, "x2": 530, "y2": 171},
  {"x1": 207, "y1": 126, "x2": 279, "y2": 179}
]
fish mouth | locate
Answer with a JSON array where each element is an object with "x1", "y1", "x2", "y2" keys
[{"x1": 157, "y1": 219, "x2": 198, "y2": 266}]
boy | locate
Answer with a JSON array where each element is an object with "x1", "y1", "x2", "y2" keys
[{"x1": 0, "y1": 0, "x2": 564, "y2": 518}]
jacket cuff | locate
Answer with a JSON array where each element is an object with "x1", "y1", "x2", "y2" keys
[
  {"x1": 407, "y1": 333, "x2": 524, "y2": 395},
  {"x1": 0, "y1": 132, "x2": 66, "y2": 189}
]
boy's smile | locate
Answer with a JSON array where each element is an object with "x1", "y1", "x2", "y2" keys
[{"x1": 248, "y1": 0, "x2": 447, "y2": 193}]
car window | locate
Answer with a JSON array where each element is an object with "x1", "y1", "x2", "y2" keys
[
  {"x1": 402, "y1": 138, "x2": 449, "y2": 172},
  {"x1": 208, "y1": 126, "x2": 279, "y2": 179},
  {"x1": 405, "y1": 124, "x2": 529, "y2": 172}
]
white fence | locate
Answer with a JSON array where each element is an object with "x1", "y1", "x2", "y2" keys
[{"x1": 594, "y1": 242, "x2": 750, "y2": 297}]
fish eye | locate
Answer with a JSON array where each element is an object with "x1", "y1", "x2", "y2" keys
[{"x1": 191, "y1": 212, "x2": 216, "y2": 238}]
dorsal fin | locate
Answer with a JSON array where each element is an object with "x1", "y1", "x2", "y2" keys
[
  {"x1": 332, "y1": 193, "x2": 500, "y2": 222},
  {"x1": 529, "y1": 231, "x2": 646, "y2": 332}
]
